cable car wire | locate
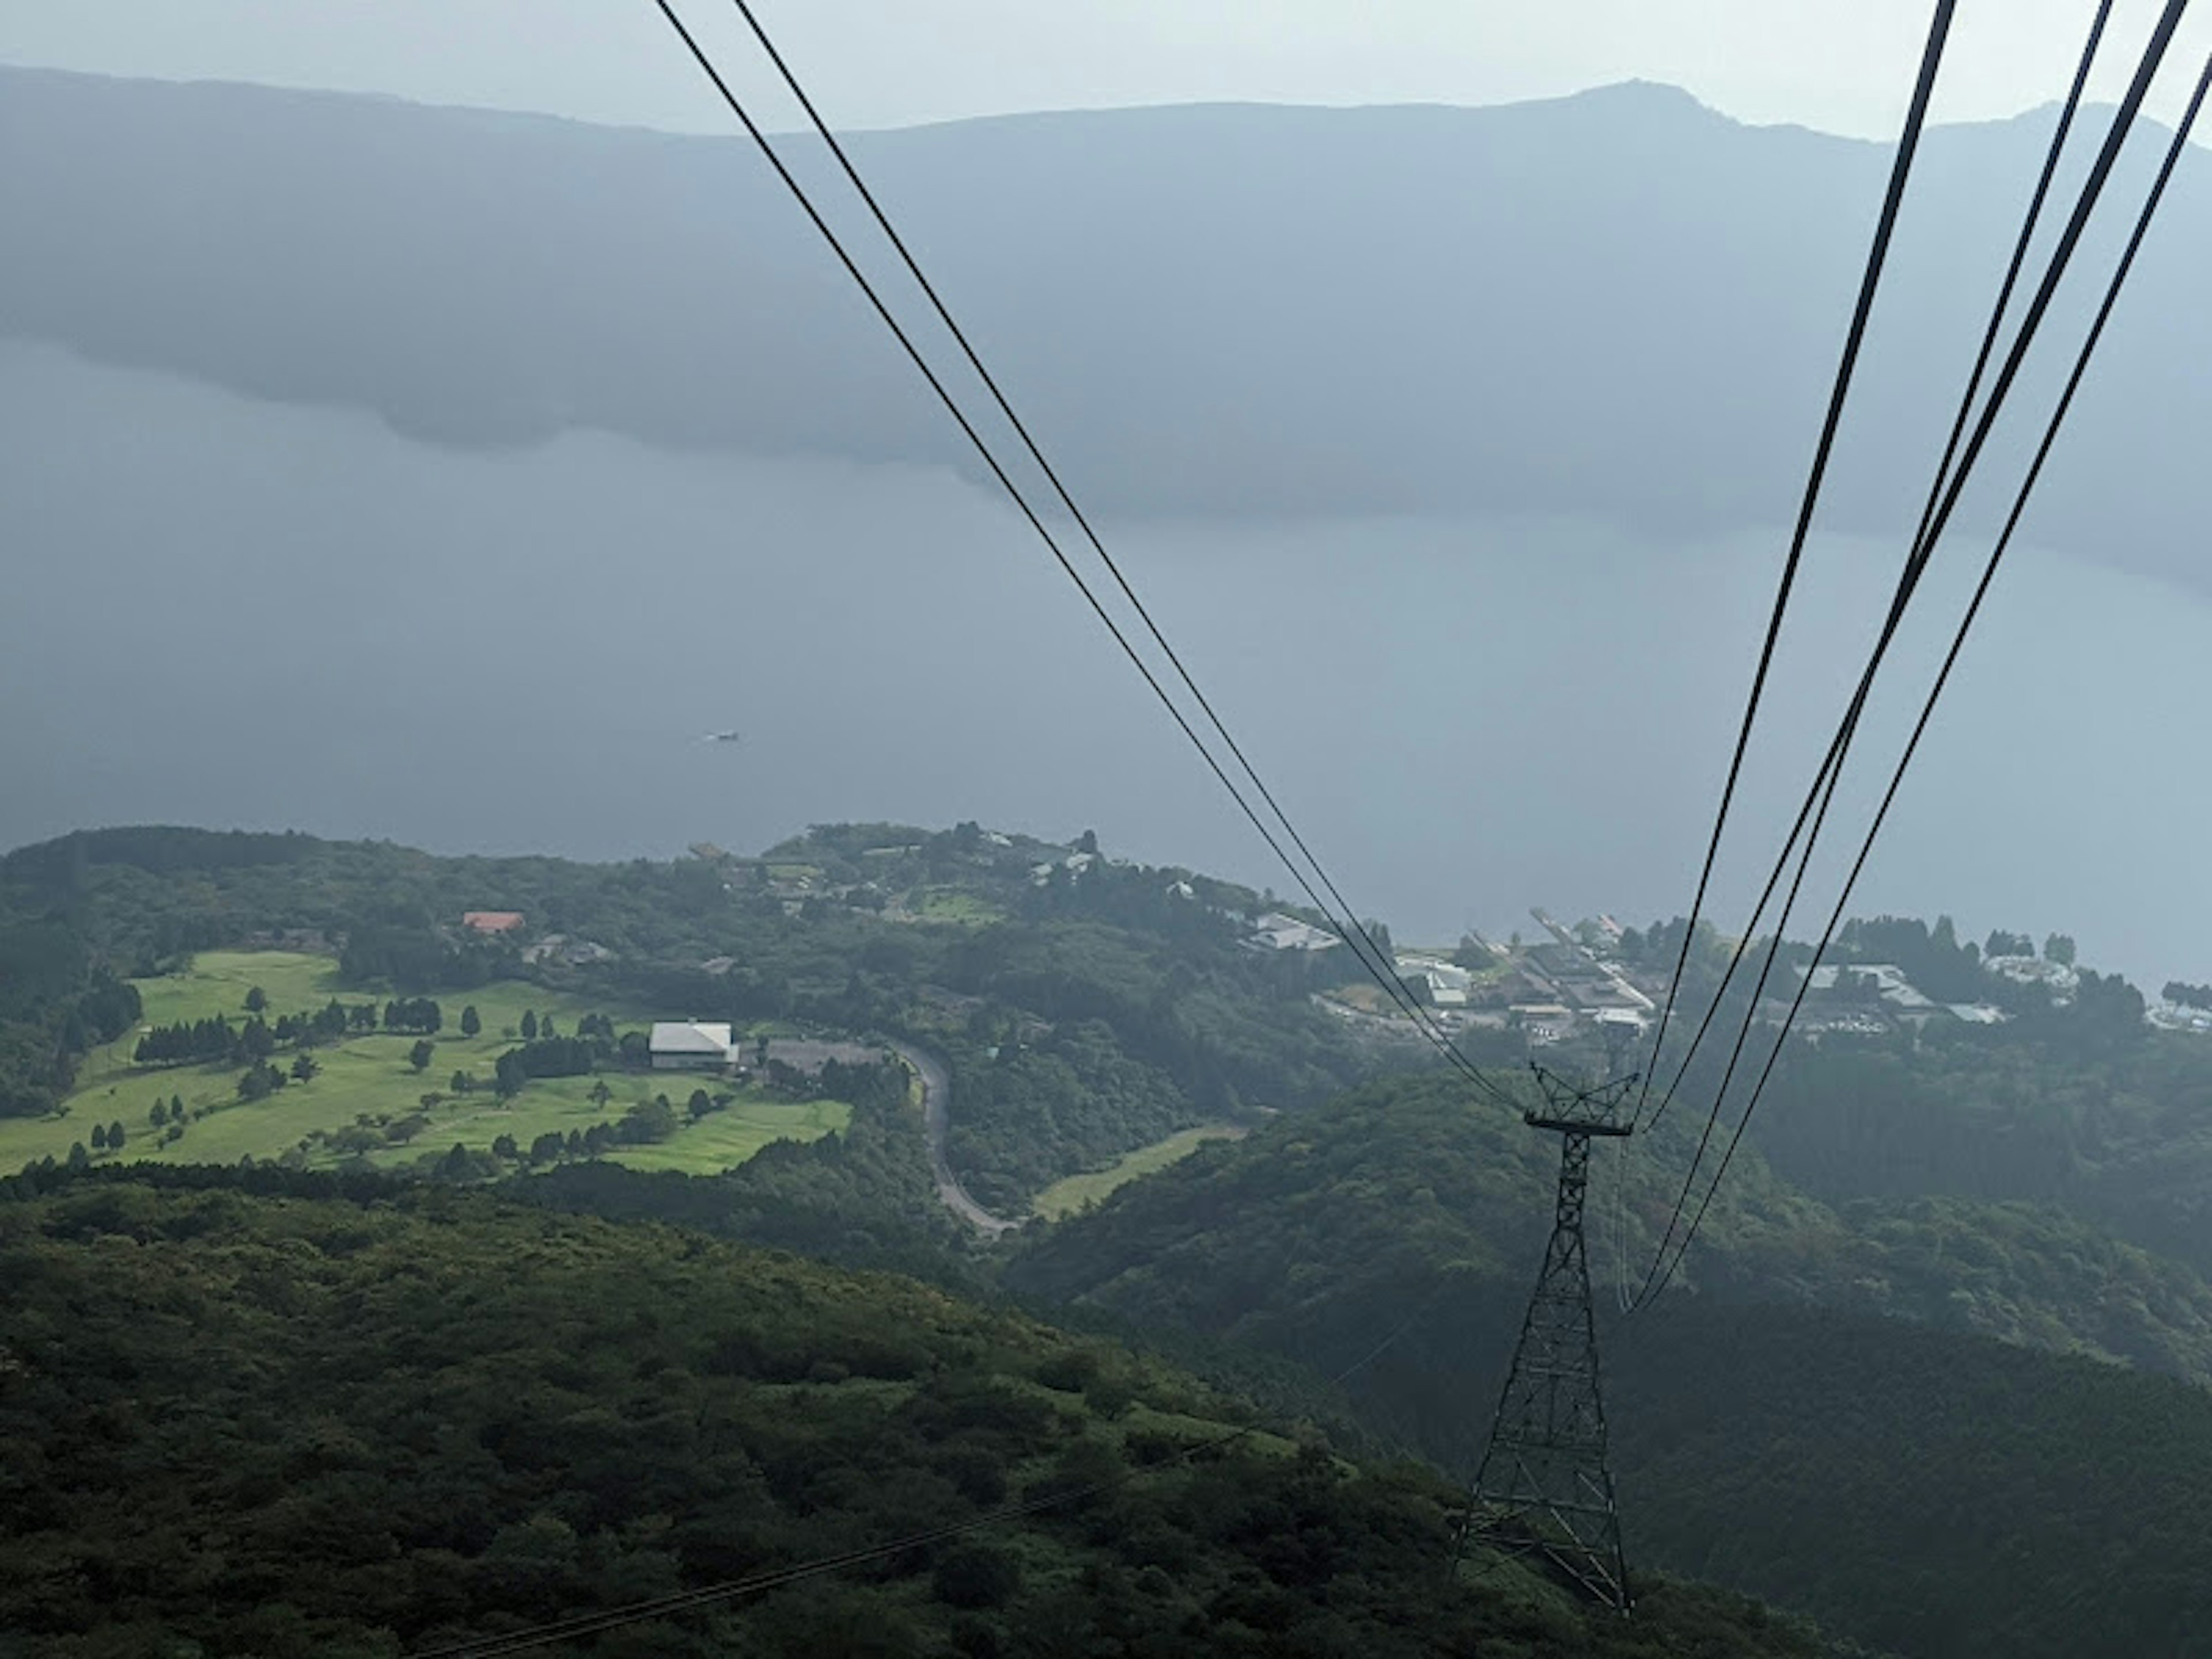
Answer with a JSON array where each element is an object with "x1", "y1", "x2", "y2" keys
[
  {"x1": 1641, "y1": 46, "x2": 2210, "y2": 1305},
  {"x1": 1633, "y1": 28, "x2": 2205, "y2": 1309},
  {"x1": 714, "y1": 0, "x2": 1479, "y2": 1094},
  {"x1": 641, "y1": 0, "x2": 1513, "y2": 1103},
  {"x1": 1635, "y1": 0, "x2": 1959, "y2": 1131},
  {"x1": 1635, "y1": 0, "x2": 2116, "y2": 1142}
]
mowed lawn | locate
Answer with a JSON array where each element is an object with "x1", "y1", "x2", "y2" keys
[
  {"x1": 905, "y1": 887, "x2": 1006, "y2": 927},
  {"x1": 1031, "y1": 1125, "x2": 1245, "y2": 1219},
  {"x1": 5, "y1": 950, "x2": 851, "y2": 1177}
]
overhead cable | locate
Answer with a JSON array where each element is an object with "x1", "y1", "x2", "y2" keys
[
  {"x1": 644, "y1": 0, "x2": 1516, "y2": 1106},
  {"x1": 1635, "y1": 0, "x2": 1960, "y2": 1131},
  {"x1": 717, "y1": 0, "x2": 1464, "y2": 1089},
  {"x1": 1637, "y1": 16, "x2": 2203, "y2": 1309},
  {"x1": 1635, "y1": 26, "x2": 2203, "y2": 1310},
  {"x1": 1637, "y1": 0, "x2": 2117, "y2": 1143}
]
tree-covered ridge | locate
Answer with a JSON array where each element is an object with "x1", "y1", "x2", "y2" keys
[
  {"x1": 1003, "y1": 1078, "x2": 2212, "y2": 1657},
  {"x1": 1007, "y1": 1074, "x2": 2212, "y2": 1382},
  {"x1": 0, "y1": 1172, "x2": 1834, "y2": 1659},
  {"x1": 1749, "y1": 1014, "x2": 2212, "y2": 1279}
]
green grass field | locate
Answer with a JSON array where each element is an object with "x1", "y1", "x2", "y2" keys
[
  {"x1": 1031, "y1": 1125, "x2": 1245, "y2": 1220},
  {"x1": 904, "y1": 887, "x2": 1007, "y2": 927},
  {"x1": 5, "y1": 950, "x2": 851, "y2": 1179}
]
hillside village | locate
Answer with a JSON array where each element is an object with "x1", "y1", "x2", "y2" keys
[{"x1": 639, "y1": 828, "x2": 2212, "y2": 1056}]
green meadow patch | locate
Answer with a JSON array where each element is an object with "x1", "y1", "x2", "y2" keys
[
  {"x1": 2, "y1": 950, "x2": 849, "y2": 1177},
  {"x1": 1031, "y1": 1124, "x2": 1244, "y2": 1219}
]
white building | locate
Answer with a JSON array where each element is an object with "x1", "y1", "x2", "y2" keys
[
  {"x1": 1396, "y1": 956, "x2": 1473, "y2": 1007},
  {"x1": 649, "y1": 1021, "x2": 734, "y2": 1070},
  {"x1": 1247, "y1": 912, "x2": 1342, "y2": 953}
]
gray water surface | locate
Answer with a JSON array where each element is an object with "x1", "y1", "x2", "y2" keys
[{"x1": 5, "y1": 342, "x2": 2206, "y2": 985}]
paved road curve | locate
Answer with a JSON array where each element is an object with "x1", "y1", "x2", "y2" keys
[{"x1": 889, "y1": 1040, "x2": 1016, "y2": 1238}]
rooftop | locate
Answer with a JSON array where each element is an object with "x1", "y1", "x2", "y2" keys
[{"x1": 649, "y1": 1021, "x2": 733, "y2": 1055}]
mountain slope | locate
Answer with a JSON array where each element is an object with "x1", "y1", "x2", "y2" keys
[
  {"x1": 1005, "y1": 1075, "x2": 2212, "y2": 1657},
  {"x1": 5, "y1": 69, "x2": 2207, "y2": 588},
  {"x1": 1007, "y1": 1074, "x2": 2212, "y2": 1382},
  {"x1": 0, "y1": 1169, "x2": 1835, "y2": 1658}
]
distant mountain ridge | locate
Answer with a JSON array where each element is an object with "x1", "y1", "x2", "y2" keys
[{"x1": 4, "y1": 66, "x2": 2206, "y2": 590}]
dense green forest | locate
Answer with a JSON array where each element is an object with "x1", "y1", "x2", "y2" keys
[
  {"x1": 1005, "y1": 1075, "x2": 2212, "y2": 1656},
  {"x1": 0, "y1": 1171, "x2": 1840, "y2": 1659},
  {"x1": 1009, "y1": 1075, "x2": 2212, "y2": 1382}
]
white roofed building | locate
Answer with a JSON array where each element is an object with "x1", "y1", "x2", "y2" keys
[
  {"x1": 1246, "y1": 912, "x2": 1342, "y2": 953},
  {"x1": 650, "y1": 1021, "x2": 734, "y2": 1070}
]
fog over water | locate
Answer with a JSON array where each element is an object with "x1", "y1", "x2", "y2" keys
[{"x1": 6, "y1": 340, "x2": 2207, "y2": 985}]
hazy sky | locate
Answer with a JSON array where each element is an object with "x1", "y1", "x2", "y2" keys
[{"x1": 7, "y1": 1, "x2": 2209, "y2": 141}]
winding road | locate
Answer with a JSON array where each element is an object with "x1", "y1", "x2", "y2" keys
[{"x1": 889, "y1": 1040, "x2": 1016, "y2": 1238}]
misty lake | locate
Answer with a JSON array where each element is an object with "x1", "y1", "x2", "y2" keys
[{"x1": 6, "y1": 340, "x2": 2207, "y2": 984}]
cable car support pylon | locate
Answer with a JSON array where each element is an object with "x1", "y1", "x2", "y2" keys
[{"x1": 1456, "y1": 1065, "x2": 1638, "y2": 1614}]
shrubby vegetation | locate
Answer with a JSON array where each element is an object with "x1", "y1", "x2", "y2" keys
[{"x1": 0, "y1": 1173, "x2": 1834, "y2": 1658}]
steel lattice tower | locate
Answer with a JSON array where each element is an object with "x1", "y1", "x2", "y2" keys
[{"x1": 1458, "y1": 1066, "x2": 1637, "y2": 1614}]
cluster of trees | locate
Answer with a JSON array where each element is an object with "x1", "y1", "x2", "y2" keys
[
  {"x1": 381, "y1": 996, "x2": 444, "y2": 1034},
  {"x1": 133, "y1": 1014, "x2": 244, "y2": 1066},
  {"x1": 493, "y1": 1035, "x2": 598, "y2": 1091},
  {"x1": 525, "y1": 1057, "x2": 958, "y2": 1275},
  {"x1": 0, "y1": 1173, "x2": 1830, "y2": 1659},
  {"x1": 516, "y1": 1098, "x2": 679, "y2": 1165},
  {"x1": 947, "y1": 1019, "x2": 1198, "y2": 1212},
  {"x1": 0, "y1": 922, "x2": 142, "y2": 1117},
  {"x1": 339, "y1": 923, "x2": 517, "y2": 991},
  {"x1": 2164, "y1": 980, "x2": 2212, "y2": 1010},
  {"x1": 135, "y1": 998, "x2": 423, "y2": 1067},
  {"x1": 274, "y1": 1000, "x2": 361, "y2": 1042},
  {"x1": 914, "y1": 919, "x2": 1380, "y2": 1206},
  {"x1": 235, "y1": 1058, "x2": 295, "y2": 1101}
]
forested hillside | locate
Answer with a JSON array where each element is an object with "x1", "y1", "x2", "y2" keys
[
  {"x1": 1010, "y1": 1074, "x2": 2212, "y2": 1382},
  {"x1": 0, "y1": 825, "x2": 1397, "y2": 1211},
  {"x1": 0, "y1": 1170, "x2": 1836, "y2": 1658},
  {"x1": 17, "y1": 824, "x2": 2212, "y2": 1653},
  {"x1": 1005, "y1": 1076, "x2": 2212, "y2": 1656}
]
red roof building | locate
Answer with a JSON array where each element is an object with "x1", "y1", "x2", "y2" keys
[{"x1": 462, "y1": 911, "x2": 525, "y2": 935}]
